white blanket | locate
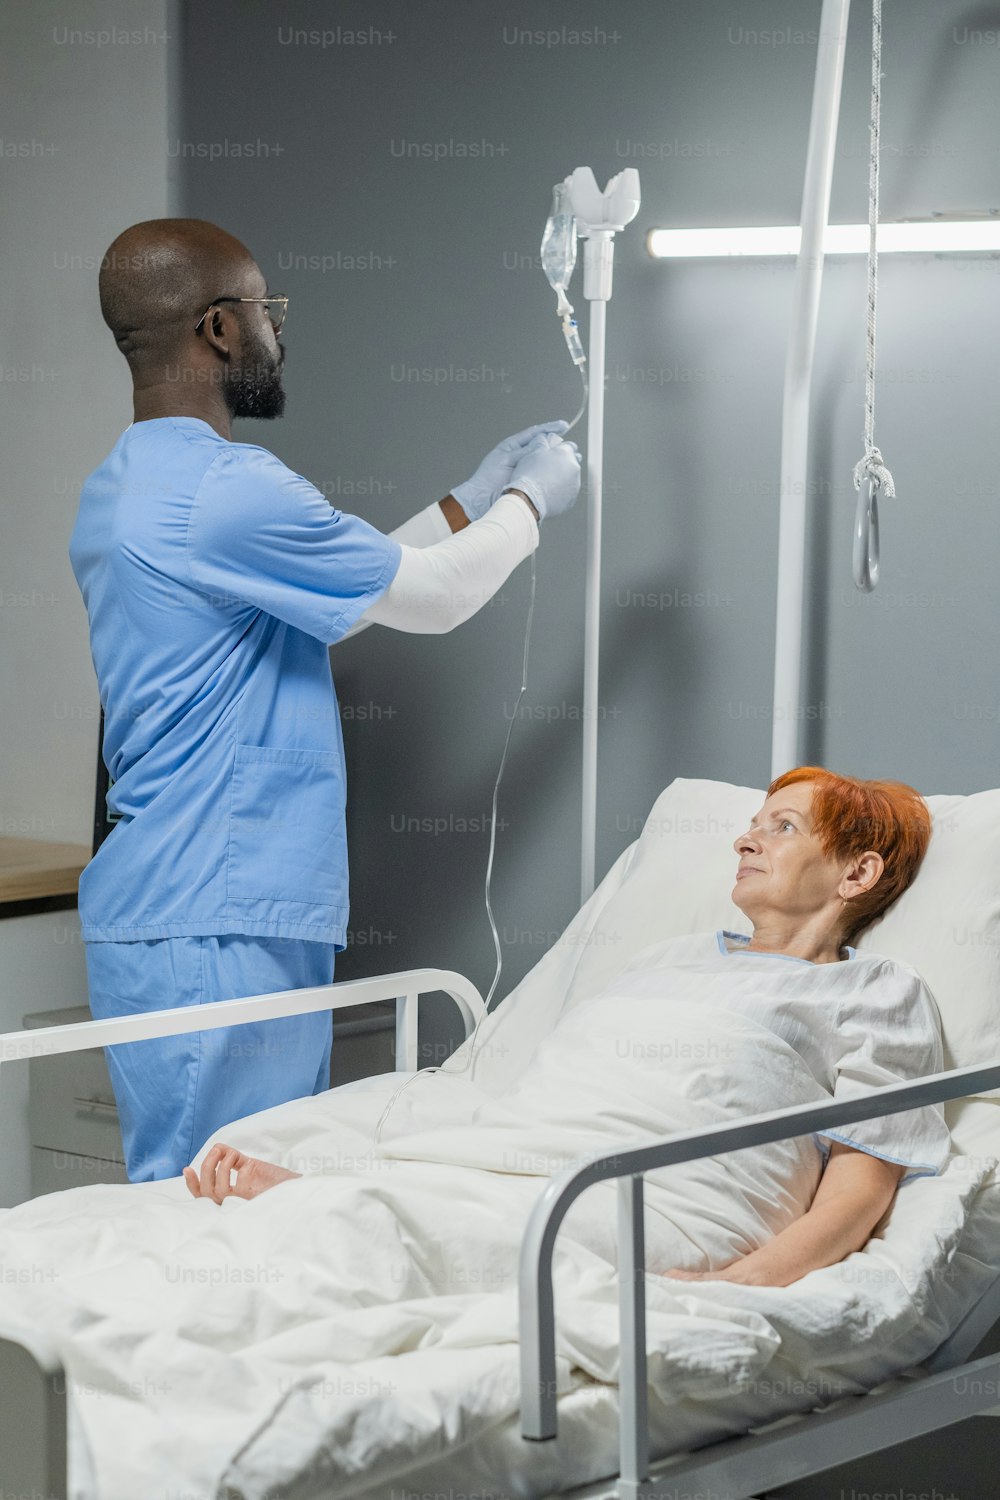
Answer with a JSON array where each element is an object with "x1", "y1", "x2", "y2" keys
[{"x1": 0, "y1": 982, "x2": 995, "y2": 1498}]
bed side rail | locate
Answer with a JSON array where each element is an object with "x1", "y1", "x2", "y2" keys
[
  {"x1": 0, "y1": 967, "x2": 485, "y2": 1073},
  {"x1": 518, "y1": 1054, "x2": 1000, "y2": 1498},
  {"x1": 0, "y1": 969, "x2": 484, "y2": 1500}
]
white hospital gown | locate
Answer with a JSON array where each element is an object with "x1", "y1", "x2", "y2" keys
[
  {"x1": 379, "y1": 929, "x2": 952, "y2": 1273},
  {"x1": 581, "y1": 929, "x2": 951, "y2": 1266},
  {"x1": 620, "y1": 930, "x2": 951, "y2": 1177}
]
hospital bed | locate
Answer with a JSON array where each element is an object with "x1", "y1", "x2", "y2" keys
[{"x1": 2, "y1": 774, "x2": 1000, "y2": 1499}]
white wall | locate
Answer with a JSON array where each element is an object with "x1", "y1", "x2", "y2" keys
[
  {"x1": 0, "y1": 0, "x2": 175, "y2": 845},
  {"x1": 0, "y1": 0, "x2": 174, "y2": 1205}
]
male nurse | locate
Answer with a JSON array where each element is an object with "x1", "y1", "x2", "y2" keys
[{"x1": 68, "y1": 218, "x2": 580, "y2": 1181}]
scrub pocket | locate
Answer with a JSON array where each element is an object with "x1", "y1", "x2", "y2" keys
[{"x1": 227, "y1": 742, "x2": 345, "y2": 906}]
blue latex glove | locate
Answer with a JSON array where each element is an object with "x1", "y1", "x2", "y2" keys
[
  {"x1": 451, "y1": 420, "x2": 569, "y2": 521},
  {"x1": 504, "y1": 434, "x2": 581, "y2": 521}
]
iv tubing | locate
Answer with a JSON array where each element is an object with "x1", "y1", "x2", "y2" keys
[{"x1": 564, "y1": 371, "x2": 589, "y2": 435}]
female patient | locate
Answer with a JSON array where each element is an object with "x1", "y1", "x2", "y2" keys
[{"x1": 184, "y1": 766, "x2": 950, "y2": 1289}]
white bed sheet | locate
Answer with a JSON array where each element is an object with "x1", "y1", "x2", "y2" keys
[
  {"x1": 0, "y1": 1058, "x2": 995, "y2": 1500},
  {"x1": 207, "y1": 1075, "x2": 1000, "y2": 1500}
]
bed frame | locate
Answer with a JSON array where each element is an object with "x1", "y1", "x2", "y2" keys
[
  {"x1": 1, "y1": 972, "x2": 999, "y2": 1500},
  {"x1": 521, "y1": 1052, "x2": 1000, "y2": 1499}
]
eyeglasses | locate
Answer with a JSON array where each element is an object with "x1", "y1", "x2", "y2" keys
[{"x1": 193, "y1": 295, "x2": 288, "y2": 336}]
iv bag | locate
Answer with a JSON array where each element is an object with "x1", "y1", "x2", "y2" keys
[{"x1": 540, "y1": 180, "x2": 577, "y2": 295}]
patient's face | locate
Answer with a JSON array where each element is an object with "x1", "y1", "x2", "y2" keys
[{"x1": 731, "y1": 783, "x2": 844, "y2": 928}]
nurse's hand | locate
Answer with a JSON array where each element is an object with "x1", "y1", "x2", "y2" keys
[
  {"x1": 504, "y1": 433, "x2": 581, "y2": 521},
  {"x1": 183, "y1": 1142, "x2": 301, "y2": 1204},
  {"x1": 451, "y1": 420, "x2": 569, "y2": 521}
]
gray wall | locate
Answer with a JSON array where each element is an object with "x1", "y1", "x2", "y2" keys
[{"x1": 172, "y1": 0, "x2": 1000, "y2": 1033}]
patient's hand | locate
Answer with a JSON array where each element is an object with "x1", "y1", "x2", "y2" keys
[{"x1": 183, "y1": 1142, "x2": 301, "y2": 1205}]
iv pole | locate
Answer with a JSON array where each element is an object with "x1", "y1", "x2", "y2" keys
[{"x1": 564, "y1": 167, "x2": 641, "y2": 904}]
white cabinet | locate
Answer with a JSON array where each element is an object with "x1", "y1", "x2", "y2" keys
[
  {"x1": 23, "y1": 1004, "x2": 127, "y2": 1196},
  {"x1": 0, "y1": 910, "x2": 90, "y2": 1208}
]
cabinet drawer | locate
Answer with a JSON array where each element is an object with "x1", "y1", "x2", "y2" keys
[
  {"x1": 31, "y1": 1147, "x2": 128, "y2": 1197},
  {"x1": 27, "y1": 1040, "x2": 123, "y2": 1162}
]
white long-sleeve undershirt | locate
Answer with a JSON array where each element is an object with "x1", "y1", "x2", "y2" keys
[{"x1": 338, "y1": 494, "x2": 539, "y2": 640}]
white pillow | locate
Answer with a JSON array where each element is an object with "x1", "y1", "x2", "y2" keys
[
  {"x1": 560, "y1": 778, "x2": 1000, "y2": 1089},
  {"x1": 560, "y1": 778, "x2": 760, "y2": 1011},
  {"x1": 471, "y1": 776, "x2": 1000, "y2": 1154}
]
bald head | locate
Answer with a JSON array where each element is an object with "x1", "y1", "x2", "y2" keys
[
  {"x1": 99, "y1": 218, "x2": 260, "y2": 375},
  {"x1": 99, "y1": 219, "x2": 286, "y2": 430}
]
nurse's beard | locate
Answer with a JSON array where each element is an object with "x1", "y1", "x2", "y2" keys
[{"x1": 223, "y1": 324, "x2": 286, "y2": 420}]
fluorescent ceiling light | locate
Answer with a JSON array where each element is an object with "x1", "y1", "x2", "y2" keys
[{"x1": 647, "y1": 220, "x2": 1000, "y2": 258}]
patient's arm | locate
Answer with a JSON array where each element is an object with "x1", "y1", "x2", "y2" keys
[
  {"x1": 183, "y1": 1142, "x2": 301, "y2": 1204},
  {"x1": 663, "y1": 1141, "x2": 905, "y2": 1288}
]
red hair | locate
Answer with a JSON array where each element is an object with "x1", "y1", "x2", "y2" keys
[{"x1": 766, "y1": 765, "x2": 931, "y2": 943}]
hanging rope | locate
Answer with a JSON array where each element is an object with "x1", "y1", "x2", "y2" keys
[{"x1": 852, "y1": 0, "x2": 895, "y2": 503}]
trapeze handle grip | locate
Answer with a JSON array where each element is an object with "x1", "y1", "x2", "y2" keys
[{"x1": 853, "y1": 474, "x2": 880, "y2": 592}]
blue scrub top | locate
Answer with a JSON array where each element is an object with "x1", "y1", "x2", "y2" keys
[{"x1": 68, "y1": 417, "x2": 401, "y2": 946}]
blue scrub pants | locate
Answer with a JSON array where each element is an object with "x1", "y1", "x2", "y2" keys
[{"x1": 84, "y1": 935, "x2": 335, "y2": 1182}]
